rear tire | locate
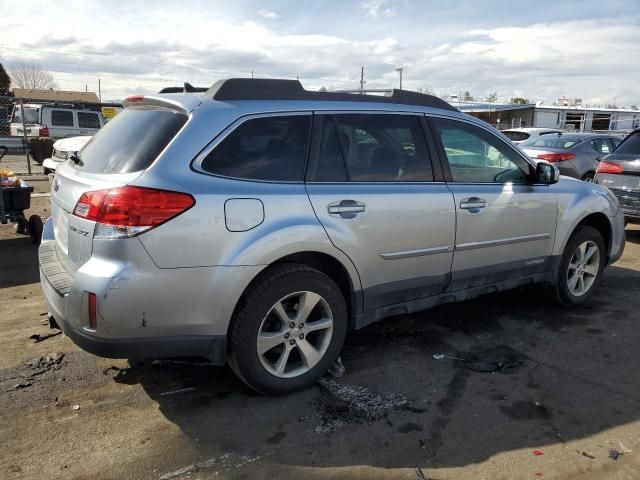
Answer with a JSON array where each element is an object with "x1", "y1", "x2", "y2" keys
[
  {"x1": 14, "y1": 217, "x2": 28, "y2": 235},
  {"x1": 582, "y1": 172, "x2": 595, "y2": 182},
  {"x1": 553, "y1": 226, "x2": 606, "y2": 306},
  {"x1": 228, "y1": 263, "x2": 347, "y2": 395}
]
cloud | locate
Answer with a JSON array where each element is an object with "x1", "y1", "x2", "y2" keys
[
  {"x1": 1, "y1": 2, "x2": 638, "y2": 106},
  {"x1": 258, "y1": 9, "x2": 279, "y2": 19},
  {"x1": 360, "y1": 0, "x2": 397, "y2": 18}
]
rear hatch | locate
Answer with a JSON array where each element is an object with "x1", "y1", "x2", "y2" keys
[
  {"x1": 50, "y1": 104, "x2": 189, "y2": 270},
  {"x1": 595, "y1": 132, "x2": 640, "y2": 193}
]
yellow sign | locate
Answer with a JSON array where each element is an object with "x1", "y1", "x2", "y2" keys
[{"x1": 101, "y1": 107, "x2": 120, "y2": 121}]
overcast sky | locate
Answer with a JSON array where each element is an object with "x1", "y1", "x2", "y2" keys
[{"x1": 1, "y1": 0, "x2": 638, "y2": 105}]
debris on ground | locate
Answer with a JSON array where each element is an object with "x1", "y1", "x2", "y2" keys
[
  {"x1": 103, "y1": 366, "x2": 128, "y2": 378},
  {"x1": 160, "y1": 387, "x2": 197, "y2": 397},
  {"x1": 327, "y1": 356, "x2": 345, "y2": 378},
  {"x1": 532, "y1": 450, "x2": 544, "y2": 456},
  {"x1": 314, "y1": 379, "x2": 409, "y2": 433},
  {"x1": 29, "y1": 331, "x2": 62, "y2": 343},
  {"x1": 618, "y1": 442, "x2": 633, "y2": 453},
  {"x1": 415, "y1": 466, "x2": 427, "y2": 479},
  {"x1": 24, "y1": 352, "x2": 65, "y2": 375},
  {"x1": 432, "y1": 353, "x2": 465, "y2": 361},
  {"x1": 72, "y1": 404, "x2": 80, "y2": 411},
  {"x1": 13, "y1": 381, "x2": 32, "y2": 389},
  {"x1": 159, "y1": 453, "x2": 263, "y2": 479},
  {"x1": 609, "y1": 449, "x2": 622, "y2": 460},
  {"x1": 581, "y1": 451, "x2": 596, "y2": 459},
  {"x1": 464, "y1": 345, "x2": 527, "y2": 374}
]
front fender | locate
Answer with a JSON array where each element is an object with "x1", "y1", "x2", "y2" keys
[{"x1": 552, "y1": 178, "x2": 618, "y2": 257}]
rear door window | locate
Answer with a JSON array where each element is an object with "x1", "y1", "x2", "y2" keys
[
  {"x1": 77, "y1": 111, "x2": 101, "y2": 129},
  {"x1": 591, "y1": 138, "x2": 612, "y2": 154},
  {"x1": 73, "y1": 107, "x2": 187, "y2": 173},
  {"x1": 201, "y1": 115, "x2": 311, "y2": 181},
  {"x1": 51, "y1": 110, "x2": 74, "y2": 127},
  {"x1": 310, "y1": 114, "x2": 432, "y2": 182}
]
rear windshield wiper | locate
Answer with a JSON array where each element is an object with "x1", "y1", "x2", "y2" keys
[{"x1": 69, "y1": 154, "x2": 84, "y2": 167}]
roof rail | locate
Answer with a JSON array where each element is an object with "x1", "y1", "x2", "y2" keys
[
  {"x1": 207, "y1": 78, "x2": 458, "y2": 111},
  {"x1": 159, "y1": 83, "x2": 208, "y2": 94}
]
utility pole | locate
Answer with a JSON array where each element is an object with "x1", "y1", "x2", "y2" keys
[
  {"x1": 395, "y1": 67, "x2": 403, "y2": 90},
  {"x1": 251, "y1": 70, "x2": 254, "y2": 79},
  {"x1": 98, "y1": 78, "x2": 102, "y2": 102},
  {"x1": 360, "y1": 66, "x2": 365, "y2": 94}
]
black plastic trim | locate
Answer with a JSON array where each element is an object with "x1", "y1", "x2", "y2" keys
[{"x1": 207, "y1": 78, "x2": 459, "y2": 111}]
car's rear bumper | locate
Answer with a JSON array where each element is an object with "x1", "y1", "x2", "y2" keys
[
  {"x1": 612, "y1": 189, "x2": 640, "y2": 221},
  {"x1": 38, "y1": 217, "x2": 260, "y2": 364}
]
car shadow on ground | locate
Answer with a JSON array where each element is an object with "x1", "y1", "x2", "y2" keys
[
  {"x1": 110, "y1": 263, "x2": 640, "y2": 472},
  {"x1": 0, "y1": 236, "x2": 40, "y2": 288}
]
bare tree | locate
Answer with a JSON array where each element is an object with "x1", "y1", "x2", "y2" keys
[
  {"x1": 9, "y1": 63, "x2": 57, "y2": 89},
  {"x1": 485, "y1": 92, "x2": 498, "y2": 103}
]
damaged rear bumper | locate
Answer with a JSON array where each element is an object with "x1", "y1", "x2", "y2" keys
[{"x1": 38, "y1": 218, "x2": 259, "y2": 364}]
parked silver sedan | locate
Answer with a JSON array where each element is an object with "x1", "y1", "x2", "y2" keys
[{"x1": 520, "y1": 133, "x2": 623, "y2": 181}]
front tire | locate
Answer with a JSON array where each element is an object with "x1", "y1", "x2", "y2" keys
[
  {"x1": 228, "y1": 263, "x2": 347, "y2": 394},
  {"x1": 553, "y1": 226, "x2": 606, "y2": 306},
  {"x1": 581, "y1": 172, "x2": 595, "y2": 182}
]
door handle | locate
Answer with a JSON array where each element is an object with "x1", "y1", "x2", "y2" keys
[
  {"x1": 328, "y1": 200, "x2": 366, "y2": 218},
  {"x1": 460, "y1": 197, "x2": 487, "y2": 211}
]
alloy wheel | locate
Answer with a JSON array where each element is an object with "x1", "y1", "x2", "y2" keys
[
  {"x1": 256, "y1": 291, "x2": 334, "y2": 378},
  {"x1": 567, "y1": 240, "x2": 600, "y2": 296}
]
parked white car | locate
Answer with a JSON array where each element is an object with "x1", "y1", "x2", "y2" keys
[
  {"x1": 10, "y1": 104, "x2": 105, "y2": 139},
  {"x1": 42, "y1": 136, "x2": 92, "y2": 175},
  {"x1": 502, "y1": 127, "x2": 565, "y2": 144}
]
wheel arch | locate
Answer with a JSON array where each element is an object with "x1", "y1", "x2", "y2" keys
[
  {"x1": 558, "y1": 212, "x2": 612, "y2": 263},
  {"x1": 231, "y1": 250, "x2": 362, "y2": 331}
]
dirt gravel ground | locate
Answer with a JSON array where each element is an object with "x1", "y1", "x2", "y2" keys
[{"x1": 1, "y1": 178, "x2": 640, "y2": 480}]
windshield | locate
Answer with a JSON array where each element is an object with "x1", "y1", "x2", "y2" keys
[
  {"x1": 12, "y1": 106, "x2": 40, "y2": 124},
  {"x1": 520, "y1": 135, "x2": 581, "y2": 149},
  {"x1": 74, "y1": 107, "x2": 187, "y2": 173},
  {"x1": 614, "y1": 132, "x2": 640, "y2": 155}
]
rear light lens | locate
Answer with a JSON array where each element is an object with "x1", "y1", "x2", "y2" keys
[
  {"x1": 536, "y1": 152, "x2": 576, "y2": 162},
  {"x1": 596, "y1": 161, "x2": 624, "y2": 174},
  {"x1": 125, "y1": 95, "x2": 144, "y2": 104},
  {"x1": 88, "y1": 292, "x2": 97, "y2": 329},
  {"x1": 73, "y1": 186, "x2": 195, "y2": 238},
  {"x1": 39, "y1": 126, "x2": 49, "y2": 137}
]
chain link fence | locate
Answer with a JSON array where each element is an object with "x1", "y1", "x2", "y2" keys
[{"x1": 0, "y1": 96, "x2": 121, "y2": 175}]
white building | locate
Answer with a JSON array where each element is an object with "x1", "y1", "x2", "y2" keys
[{"x1": 533, "y1": 105, "x2": 640, "y2": 131}]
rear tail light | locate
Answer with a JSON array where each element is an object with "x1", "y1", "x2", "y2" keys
[
  {"x1": 596, "y1": 161, "x2": 624, "y2": 174},
  {"x1": 39, "y1": 126, "x2": 49, "y2": 137},
  {"x1": 88, "y1": 292, "x2": 97, "y2": 329},
  {"x1": 124, "y1": 95, "x2": 144, "y2": 106},
  {"x1": 536, "y1": 152, "x2": 576, "y2": 162},
  {"x1": 73, "y1": 186, "x2": 195, "y2": 238}
]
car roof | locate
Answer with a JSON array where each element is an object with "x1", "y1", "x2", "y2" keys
[{"x1": 503, "y1": 127, "x2": 564, "y2": 133}]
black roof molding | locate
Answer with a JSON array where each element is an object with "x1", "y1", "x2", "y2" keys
[
  {"x1": 207, "y1": 78, "x2": 458, "y2": 111},
  {"x1": 159, "y1": 83, "x2": 208, "y2": 94}
]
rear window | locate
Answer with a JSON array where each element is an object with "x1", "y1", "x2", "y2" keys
[
  {"x1": 502, "y1": 131, "x2": 529, "y2": 141},
  {"x1": 520, "y1": 135, "x2": 581, "y2": 149},
  {"x1": 12, "y1": 106, "x2": 40, "y2": 124},
  {"x1": 615, "y1": 132, "x2": 640, "y2": 155},
  {"x1": 52, "y1": 110, "x2": 74, "y2": 127},
  {"x1": 74, "y1": 107, "x2": 187, "y2": 173}
]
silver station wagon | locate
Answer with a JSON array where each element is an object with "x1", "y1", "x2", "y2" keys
[{"x1": 39, "y1": 79, "x2": 625, "y2": 394}]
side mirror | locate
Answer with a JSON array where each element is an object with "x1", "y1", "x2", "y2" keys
[
  {"x1": 535, "y1": 161, "x2": 560, "y2": 184},
  {"x1": 595, "y1": 156, "x2": 602, "y2": 162}
]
